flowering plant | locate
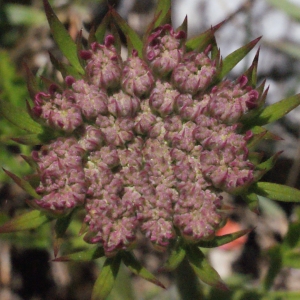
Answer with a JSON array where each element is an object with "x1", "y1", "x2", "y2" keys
[{"x1": 1, "y1": 0, "x2": 300, "y2": 299}]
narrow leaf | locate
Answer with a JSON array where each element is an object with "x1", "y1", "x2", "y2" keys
[
  {"x1": 53, "y1": 246, "x2": 105, "y2": 262},
  {"x1": 53, "y1": 210, "x2": 76, "y2": 257},
  {"x1": 186, "y1": 246, "x2": 228, "y2": 290},
  {"x1": 122, "y1": 251, "x2": 165, "y2": 288},
  {"x1": 196, "y1": 229, "x2": 251, "y2": 248},
  {"x1": 92, "y1": 256, "x2": 121, "y2": 300},
  {"x1": 0, "y1": 210, "x2": 51, "y2": 233},
  {"x1": 246, "y1": 93, "x2": 300, "y2": 127},
  {"x1": 282, "y1": 249, "x2": 300, "y2": 268},
  {"x1": 94, "y1": 11, "x2": 111, "y2": 44},
  {"x1": 161, "y1": 243, "x2": 186, "y2": 272},
  {"x1": 111, "y1": 9, "x2": 143, "y2": 56},
  {"x1": 3, "y1": 169, "x2": 41, "y2": 199},
  {"x1": 251, "y1": 182, "x2": 300, "y2": 202},
  {"x1": 241, "y1": 192, "x2": 260, "y2": 213},
  {"x1": 185, "y1": 21, "x2": 224, "y2": 52},
  {"x1": 0, "y1": 100, "x2": 43, "y2": 134},
  {"x1": 11, "y1": 134, "x2": 43, "y2": 145},
  {"x1": 23, "y1": 62, "x2": 39, "y2": 100},
  {"x1": 266, "y1": 0, "x2": 300, "y2": 22},
  {"x1": 263, "y1": 245, "x2": 282, "y2": 291},
  {"x1": 217, "y1": 37, "x2": 261, "y2": 80},
  {"x1": 153, "y1": 0, "x2": 171, "y2": 27},
  {"x1": 256, "y1": 152, "x2": 282, "y2": 172},
  {"x1": 43, "y1": 0, "x2": 84, "y2": 74}
]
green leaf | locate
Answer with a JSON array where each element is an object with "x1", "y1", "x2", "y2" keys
[
  {"x1": 263, "y1": 245, "x2": 282, "y2": 291},
  {"x1": 0, "y1": 210, "x2": 51, "y2": 233},
  {"x1": 197, "y1": 229, "x2": 251, "y2": 248},
  {"x1": 53, "y1": 210, "x2": 76, "y2": 257},
  {"x1": 3, "y1": 169, "x2": 41, "y2": 199},
  {"x1": 250, "y1": 182, "x2": 300, "y2": 202},
  {"x1": 185, "y1": 21, "x2": 224, "y2": 52},
  {"x1": 53, "y1": 246, "x2": 105, "y2": 262},
  {"x1": 248, "y1": 126, "x2": 282, "y2": 141},
  {"x1": 0, "y1": 100, "x2": 44, "y2": 134},
  {"x1": 94, "y1": 11, "x2": 111, "y2": 44},
  {"x1": 282, "y1": 221, "x2": 300, "y2": 249},
  {"x1": 122, "y1": 251, "x2": 165, "y2": 288},
  {"x1": 217, "y1": 37, "x2": 261, "y2": 80},
  {"x1": 267, "y1": 40, "x2": 300, "y2": 61},
  {"x1": 111, "y1": 9, "x2": 143, "y2": 57},
  {"x1": 161, "y1": 242, "x2": 186, "y2": 271},
  {"x1": 242, "y1": 192, "x2": 260, "y2": 212},
  {"x1": 186, "y1": 246, "x2": 228, "y2": 290},
  {"x1": 246, "y1": 93, "x2": 300, "y2": 127},
  {"x1": 49, "y1": 51, "x2": 82, "y2": 79},
  {"x1": 153, "y1": 0, "x2": 171, "y2": 27},
  {"x1": 256, "y1": 152, "x2": 282, "y2": 172},
  {"x1": 43, "y1": 0, "x2": 84, "y2": 74},
  {"x1": 282, "y1": 249, "x2": 300, "y2": 268},
  {"x1": 92, "y1": 256, "x2": 121, "y2": 300},
  {"x1": 266, "y1": 0, "x2": 300, "y2": 22},
  {"x1": 11, "y1": 134, "x2": 43, "y2": 145}
]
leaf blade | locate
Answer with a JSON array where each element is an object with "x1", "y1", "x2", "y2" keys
[
  {"x1": 43, "y1": 0, "x2": 84, "y2": 74},
  {"x1": 0, "y1": 210, "x2": 51, "y2": 233},
  {"x1": 92, "y1": 256, "x2": 121, "y2": 300},
  {"x1": 250, "y1": 182, "x2": 300, "y2": 202}
]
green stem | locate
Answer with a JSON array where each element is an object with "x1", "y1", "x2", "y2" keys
[{"x1": 175, "y1": 258, "x2": 204, "y2": 300}]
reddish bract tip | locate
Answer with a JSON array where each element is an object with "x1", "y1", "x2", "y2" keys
[
  {"x1": 65, "y1": 76, "x2": 75, "y2": 86},
  {"x1": 105, "y1": 35, "x2": 115, "y2": 47}
]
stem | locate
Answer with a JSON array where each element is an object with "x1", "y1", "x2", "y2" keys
[{"x1": 175, "y1": 258, "x2": 204, "y2": 300}]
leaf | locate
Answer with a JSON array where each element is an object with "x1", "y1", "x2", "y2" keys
[
  {"x1": 3, "y1": 169, "x2": 41, "y2": 199},
  {"x1": 11, "y1": 134, "x2": 43, "y2": 145},
  {"x1": 185, "y1": 21, "x2": 224, "y2": 52},
  {"x1": 153, "y1": 0, "x2": 171, "y2": 27},
  {"x1": 43, "y1": 0, "x2": 84, "y2": 74},
  {"x1": 263, "y1": 245, "x2": 282, "y2": 291},
  {"x1": 53, "y1": 246, "x2": 105, "y2": 262},
  {"x1": 282, "y1": 249, "x2": 300, "y2": 268},
  {"x1": 282, "y1": 222, "x2": 300, "y2": 249},
  {"x1": 122, "y1": 251, "x2": 165, "y2": 288},
  {"x1": 53, "y1": 210, "x2": 76, "y2": 257},
  {"x1": 246, "y1": 93, "x2": 300, "y2": 127},
  {"x1": 196, "y1": 229, "x2": 252, "y2": 248},
  {"x1": 248, "y1": 126, "x2": 282, "y2": 141},
  {"x1": 186, "y1": 246, "x2": 228, "y2": 290},
  {"x1": 217, "y1": 37, "x2": 261, "y2": 80},
  {"x1": 161, "y1": 242, "x2": 186, "y2": 272},
  {"x1": 111, "y1": 9, "x2": 143, "y2": 57},
  {"x1": 92, "y1": 256, "x2": 121, "y2": 300},
  {"x1": 0, "y1": 100, "x2": 44, "y2": 134},
  {"x1": 94, "y1": 11, "x2": 111, "y2": 44},
  {"x1": 256, "y1": 152, "x2": 282, "y2": 172},
  {"x1": 266, "y1": 0, "x2": 300, "y2": 22},
  {"x1": 0, "y1": 210, "x2": 51, "y2": 233},
  {"x1": 241, "y1": 192, "x2": 260, "y2": 213},
  {"x1": 23, "y1": 62, "x2": 39, "y2": 101},
  {"x1": 49, "y1": 52, "x2": 82, "y2": 79},
  {"x1": 250, "y1": 182, "x2": 300, "y2": 202}
]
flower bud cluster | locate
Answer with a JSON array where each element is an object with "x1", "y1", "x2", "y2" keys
[{"x1": 31, "y1": 26, "x2": 261, "y2": 255}]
